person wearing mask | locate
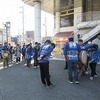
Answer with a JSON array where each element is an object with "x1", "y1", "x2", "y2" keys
[
  {"x1": 64, "y1": 37, "x2": 81, "y2": 84},
  {"x1": 38, "y1": 40, "x2": 55, "y2": 87},
  {"x1": 89, "y1": 44, "x2": 100, "y2": 80},
  {"x1": 78, "y1": 39, "x2": 93, "y2": 76}
]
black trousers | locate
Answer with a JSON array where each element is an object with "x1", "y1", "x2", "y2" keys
[
  {"x1": 64, "y1": 61, "x2": 68, "y2": 69},
  {"x1": 89, "y1": 62, "x2": 97, "y2": 77},
  {"x1": 34, "y1": 56, "x2": 38, "y2": 66},
  {"x1": 27, "y1": 60, "x2": 31, "y2": 67},
  {"x1": 39, "y1": 62, "x2": 51, "y2": 86},
  {"x1": 16, "y1": 57, "x2": 20, "y2": 62}
]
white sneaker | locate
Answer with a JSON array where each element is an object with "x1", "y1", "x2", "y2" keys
[
  {"x1": 90, "y1": 76, "x2": 94, "y2": 80},
  {"x1": 34, "y1": 66, "x2": 37, "y2": 69},
  {"x1": 5, "y1": 66, "x2": 7, "y2": 68},
  {"x1": 68, "y1": 80, "x2": 73, "y2": 84},
  {"x1": 16, "y1": 62, "x2": 18, "y2": 64},
  {"x1": 75, "y1": 81, "x2": 79, "y2": 84},
  {"x1": 85, "y1": 71, "x2": 89, "y2": 74},
  {"x1": 9, "y1": 64, "x2": 13, "y2": 67},
  {"x1": 37, "y1": 65, "x2": 39, "y2": 68},
  {"x1": 94, "y1": 75, "x2": 98, "y2": 78}
]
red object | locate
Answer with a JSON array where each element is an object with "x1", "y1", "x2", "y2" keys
[
  {"x1": 53, "y1": 32, "x2": 73, "y2": 43},
  {"x1": 53, "y1": 32, "x2": 73, "y2": 38}
]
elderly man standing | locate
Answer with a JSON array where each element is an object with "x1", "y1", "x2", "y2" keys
[{"x1": 64, "y1": 37, "x2": 81, "y2": 84}]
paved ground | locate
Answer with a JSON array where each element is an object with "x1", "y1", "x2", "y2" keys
[{"x1": 0, "y1": 58, "x2": 100, "y2": 100}]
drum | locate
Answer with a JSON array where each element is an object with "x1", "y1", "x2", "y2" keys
[
  {"x1": 79, "y1": 51, "x2": 87, "y2": 64},
  {"x1": 3, "y1": 52, "x2": 9, "y2": 58}
]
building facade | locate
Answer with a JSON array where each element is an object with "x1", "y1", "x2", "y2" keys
[{"x1": 22, "y1": 0, "x2": 100, "y2": 44}]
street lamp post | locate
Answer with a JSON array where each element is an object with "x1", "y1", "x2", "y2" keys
[
  {"x1": 5, "y1": 22, "x2": 11, "y2": 43},
  {"x1": 22, "y1": 6, "x2": 25, "y2": 44},
  {"x1": 20, "y1": 6, "x2": 25, "y2": 44},
  {"x1": 77, "y1": 34, "x2": 80, "y2": 41}
]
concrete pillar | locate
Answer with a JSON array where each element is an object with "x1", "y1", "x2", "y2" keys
[
  {"x1": 55, "y1": 0, "x2": 60, "y2": 33},
  {"x1": 74, "y1": 0, "x2": 83, "y2": 26},
  {"x1": 55, "y1": 12, "x2": 60, "y2": 33},
  {"x1": 74, "y1": 0, "x2": 83, "y2": 41},
  {"x1": 34, "y1": 1, "x2": 41, "y2": 43}
]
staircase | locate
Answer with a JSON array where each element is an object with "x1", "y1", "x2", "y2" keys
[{"x1": 81, "y1": 23, "x2": 100, "y2": 43}]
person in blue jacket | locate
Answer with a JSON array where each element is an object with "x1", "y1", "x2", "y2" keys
[
  {"x1": 25, "y1": 44, "x2": 32, "y2": 67},
  {"x1": 0, "y1": 44, "x2": 3, "y2": 59},
  {"x1": 33, "y1": 42, "x2": 40, "y2": 68},
  {"x1": 38, "y1": 40, "x2": 55, "y2": 87},
  {"x1": 78, "y1": 39, "x2": 93, "y2": 75},
  {"x1": 64, "y1": 37, "x2": 81, "y2": 84},
  {"x1": 21, "y1": 45, "x2": 26, "y2": 61},
  {"x1": 89, "y1": 44, "x2": 100, "y2": 80}
]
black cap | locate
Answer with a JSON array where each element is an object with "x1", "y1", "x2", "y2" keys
[
  {"x1": 78, "y1": 39, "x2": 83, "y2": 42},
  {"x1": 68, "y1": 37, "x2": 74, "y2": 42},
  {"x1": 45, "y1": 40, "x2": 51, "y2": 44},
  {"x1": 92, "y1": 44, "x2": 98, "y2": 50}
]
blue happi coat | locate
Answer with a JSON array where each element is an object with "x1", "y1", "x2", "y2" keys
[
  {"x1": 64, "y1": 42, "x2": 81, "y2": 62},
  {"x1": 89, "y1": 48, "x2": 100, "y2": 63},
  {"x1": 38, "y1": 44, "x2": 53, "y2": 63},
  {"x1": 25, "y1": 47, "x2": 32, "y2": 61}
]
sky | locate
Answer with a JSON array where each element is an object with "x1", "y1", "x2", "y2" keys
[{"x1": 0, "y1": 0, "x2": 54, "y2": 37}]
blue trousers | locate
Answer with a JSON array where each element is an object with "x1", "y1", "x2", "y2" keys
[{"x1": 68, "y1": 62, "x2": 79, "y2": 81}]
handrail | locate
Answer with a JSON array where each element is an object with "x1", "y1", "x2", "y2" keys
[
  {"x1": 81, "y1": 21, "x2": 100, "y2": 42},
  {"x1": 77, "y1": 19, "x2": 100, "y2": 36}
]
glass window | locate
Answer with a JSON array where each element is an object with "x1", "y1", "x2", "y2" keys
[{"x1": 60, "y1": 15, "x2": 73, "y2": 27}]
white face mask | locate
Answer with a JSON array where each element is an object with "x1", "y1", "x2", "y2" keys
[{"x1": 88, "y1": 41, "x2": 91, "y2": 44}]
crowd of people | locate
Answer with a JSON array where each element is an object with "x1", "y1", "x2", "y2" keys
[
  {"x1": 0, "y1": 37, "x2": 100, "y2": 87},
  {"x1": 0, "y1": 40, "x2": 55, "y2": 87},
  {"x1": 0, "y1": 42, "x2": 39, "y2": 68},
  {"x1": 64, "y1": 37, "x2": 100, "y2": 84}
]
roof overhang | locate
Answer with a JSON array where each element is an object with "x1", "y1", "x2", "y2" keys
[{"x1": 22, "y1": 0, "x2": 54, "y2": 14}]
